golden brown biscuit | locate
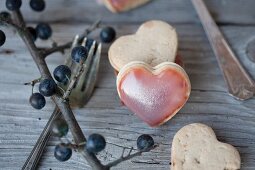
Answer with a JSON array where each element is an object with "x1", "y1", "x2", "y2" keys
[{"x1": 108, "y1": 20, "x2": 178, "y2": 72}]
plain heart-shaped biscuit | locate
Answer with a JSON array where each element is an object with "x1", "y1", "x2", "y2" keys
[
  {"x1": 117, "y1": 61, "x2": 191, "y2": 126},
  {"x1": 109, "y1": 20, "x2": 178, "y2": 71},
  {"x1": 171, "y1": 123, "x2": 241, "y2": 170}
]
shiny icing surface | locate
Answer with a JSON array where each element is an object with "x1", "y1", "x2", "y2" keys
[
  {"x1": 109, "y1": 0, "x2": 126, "y2": 11},
  {"x1": 118, "y1": 66, "x2": 190, "y2": 126},
  {"x1": 107, "y1": 0, "x2": 149, "y2": 12}
]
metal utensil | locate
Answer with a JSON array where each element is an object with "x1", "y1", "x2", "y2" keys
[
  {"x1": 191, "y1": 0, "x2": 255, "y2": 100},
  {"x1": 22, "y1": 36, "x2": 102, "y2": 170},
  {"x1": 64, "y1": 36, "x2": 102, "y2": 107}
]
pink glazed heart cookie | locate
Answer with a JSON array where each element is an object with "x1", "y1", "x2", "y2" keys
[{"x1": 117, "y1": 61, "x2": 191, "y2": 126}]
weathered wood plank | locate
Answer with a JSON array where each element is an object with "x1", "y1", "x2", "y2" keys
[
  {"x1": 0, "y1": 0, "x2": 255, "y2": 24},
  {"x1": 0, "y1": 23, "x2": 255, "y2": 170}
]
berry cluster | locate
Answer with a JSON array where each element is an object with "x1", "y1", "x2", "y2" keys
[
  {"x1": 54, "y1": 132, "x2": 154, "y2": 162},
  {"x1": 0, "y1": 0, "x2": 115, "y2": 47},
  {"x1": 0, "y1": 0, "x2": 155, "y2": 168},
  {"x1": 30, "y1": 44, "x2": 87, "y2": 110},
  {"x1": 0, "y1": 0, "x2": 52, "y2": 47},
  {"x1": 0, "y1": 0, "x2": 116, "y2": 110}
]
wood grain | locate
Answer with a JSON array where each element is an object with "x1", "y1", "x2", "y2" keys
[
  {"x1": 191, "y1": 0, "x2": 255, "y2": 100},
  {"x1": 0, "y1": 0, "x2": 255, "y2": 169},
  {"x1": 0, "y1": 23, "x2": 255, "y2": 169},
  {"x1": 0, "y1": 0, "x2": 255, "y2": 24}
]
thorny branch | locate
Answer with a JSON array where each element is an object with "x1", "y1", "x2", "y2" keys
[
  {"x1": 1, "y1": 9, "x2": 106, "y2": 170},
  {"x1": 62, "y1": 40, "x2": 96, "y2": 100},
  {"x1": 41, "y1": 19, "x2": 101, "y2": 57},
  {"x1": 105, "y1": 146, "x2": 157, "y2": 169}
]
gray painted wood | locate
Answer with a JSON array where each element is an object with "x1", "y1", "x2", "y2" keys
[
  {"x1": 0, "y1": 0, "x2": 255, "y2": 170},
  {"x1": 0, "y1": 23, "x2": 255, "y2": 170},
  {"x1": 0, "y1": 0, "x2": 255, "y2": 24}
]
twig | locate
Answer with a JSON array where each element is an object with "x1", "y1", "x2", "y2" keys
[
  {"x1": 11, "y1": 10, "x2": 87, "y2": 143},
  {"x1": 0, "y1": 18, "x2": 20, "y2": 29},
  {"x1": 62, "y1": 41, "x2": 96, "y2": 100},
  {"x1": 61, "y1": 142, "x2": 79, "y2": 150},
  {"x1": 0, "y1": 10, "x2": 106, "y2": 170},
  {"x1": 62, "y1": 59, "x2": 86, "y2": 100},
  {"x1": 24, "y1": 78, "x2": 41, "y2": 86},
  {"x1": 106, "y1": 151, "x2": 143, "y2": 168},
  {"x1": 42, "y1": 19, "x2": 101, "y2": 57},
  {"x1": 80, "y1": 149, "x2": 107, "y2": 170},
  {"x1": 42, "y1": 43, "x2": 70, "y2": 56},
  {"x1": 127, "y1": 147, "x2": 133, "y2": 156},
  {"x1": 121, "y1": 147, "x2": 126, "y2": 158},
  {"x1": 105, "y1": 146, "x2": 156, "y2": 168}
]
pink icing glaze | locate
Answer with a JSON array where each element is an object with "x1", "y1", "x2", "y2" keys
[
  {"x1": 118, "y1": 67, "x2": 189, "y2": 126},
  {"x1": 109, "y1": 0, "x2": 128, "y2": 11}
]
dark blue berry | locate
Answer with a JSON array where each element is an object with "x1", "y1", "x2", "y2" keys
[
  {"x1": 53, "y1": 65, "x2": 71, "y2": 84},
  {"x1": 6, "y1": 0, "x2": 22, "y2": 11},
  {"x1": 30, "y1": 0, "x2": 45, "y2": 12},
  {"x1": 0, "y1": 11, "x2": 11, "y2": 20},
  {"x1": 137, "y1": 134, "x2": 154, "y2": 151},
  {"x1": 71, "y1": 46, "x2": 88, "y2": 63},
  {"x1": 36, "y1": 23, "x2": 52, "y2": 40},
  {"x1": 86, "y1": 39, "x2": 97, "y2": 55},
  {"x1": 100, "y1": 27, "x2": 116, "y2": 43},
  {"x1": 27, "y1": 27, "x2": 37, "y2": 41},
  {"x1": 0, "y1": 30, "x2": 6, "y2": 47},
  {"x1": 86, "y1": 134, "x2": 106, "y2": 153},
  {"x1": 29, "y1": 93, "x2": 46, "y2": 110},
  {"x1": 52, "y1": 118, "x2": 68, "y2": 137},
  {"x1": 54, "y1": 144, "x2": 72, "y2": 162},
  {"x1": 39, "y1": 79, "x2": 57, "y2": 97}
]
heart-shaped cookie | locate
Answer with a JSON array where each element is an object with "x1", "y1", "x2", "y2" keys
[
  {"x1": 117, "y1": 61, "x2": 191, "y2": 126},
  {"x1": 103, "y1": 0, "x2": 151, "y2": 13},
  {"x1": 109, "y1": 20, "x2": 178, "y2": 71},
  {"x1": 171, "y1": 123, "x2": 241, "y2": 170}
]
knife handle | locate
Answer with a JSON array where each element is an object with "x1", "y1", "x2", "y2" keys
[
  {"x1": 191, "y1": 0, "x2": 255, "y2": 100},
  {"x1": 22, "y1": 107, "x2": 61, "y2": 170}
]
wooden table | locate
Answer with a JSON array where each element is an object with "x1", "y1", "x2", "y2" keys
[{"x1": 0, "y1": 0, "x2": 254, "y2": 169}]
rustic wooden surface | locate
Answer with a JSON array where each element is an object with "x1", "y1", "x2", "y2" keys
[{"x1": 0, "y1": 0, "x2": 255, "y2": 170}]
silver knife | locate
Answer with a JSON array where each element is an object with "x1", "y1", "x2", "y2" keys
[{"x1": 191, "y1": 0, "x2": 255, "y2": 100}]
